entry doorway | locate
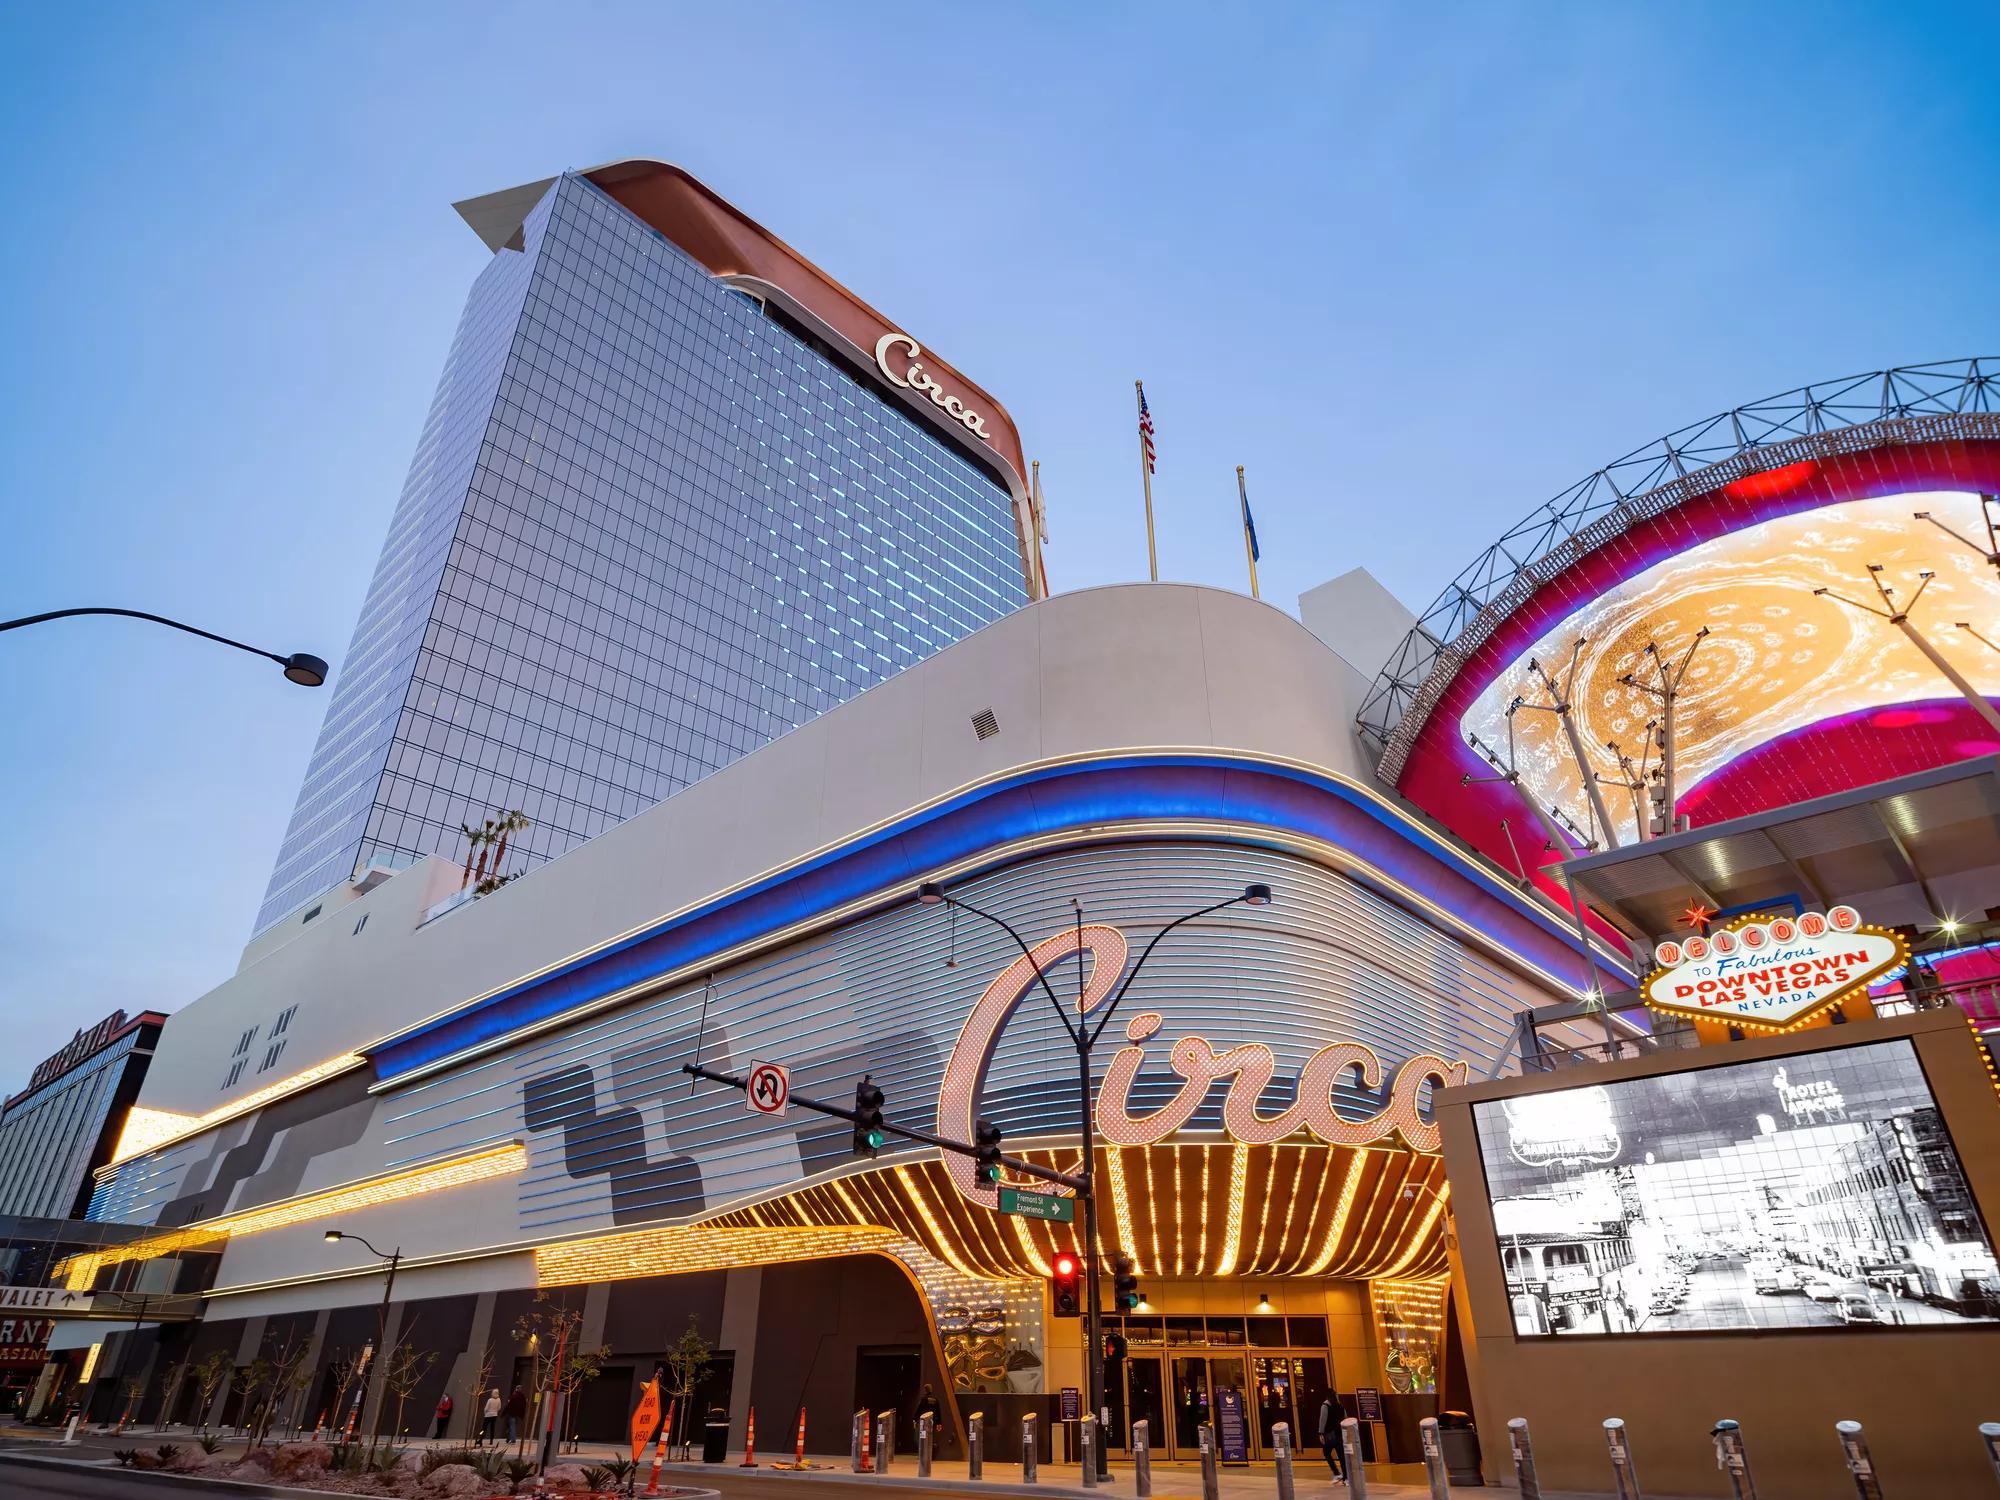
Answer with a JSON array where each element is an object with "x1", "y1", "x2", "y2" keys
[
  {"x1": 1107, "y1": 1345, "x2": 1330, "y2": 1460},
  {"x1": 854, "y1": 1346, "x2": 921, "y2": 1451}
]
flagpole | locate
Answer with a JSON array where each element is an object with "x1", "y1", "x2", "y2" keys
[
  {"x1": 1030, "y1": 459, "x2": 1050, "y2": 598},
  {"x1": 1136, "y1": 380, "x2": 1158, "y2": 582},
  {"x1": 1236, "y1": 465, "x2": 1260, "y2": 600}
]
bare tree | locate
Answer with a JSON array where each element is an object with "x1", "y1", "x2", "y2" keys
[
  {"x1": 380, "y1": 1337, "x2": 438, "y2": 1447},
  {"x1": 325, "y1": 1349, "x2": 362, "y2": 1440},
  {"x1": 189, "y1": 1350, "x2": 233, "y2": 1435},
  {"x1": 662, "y1": 1319, "x2": 712, "y2": 1460},
  {"x1": 464, "y1": 1341, "x2": 496, "y2": 1444},
  {"x1": 556, "y1": 1340, "x2": 611, "y2": 1453},
  {"x1": 252, "y1": 1331, "x2": 315, "y2": 1446},
  {"x1": 510, "y1": 1292, "x2": 586, "y2": 1462}
]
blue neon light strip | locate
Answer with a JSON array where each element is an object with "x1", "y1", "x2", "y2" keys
[{"x1": 366, "y1": 754, "x2": 1623, "y2": 1084}]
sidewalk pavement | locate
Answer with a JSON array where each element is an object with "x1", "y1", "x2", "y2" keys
[{"x1": 0, "y1": 1426, "x2": 1709, "y2": 1500}]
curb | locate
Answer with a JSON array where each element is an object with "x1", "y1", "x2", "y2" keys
[
  {"x1": 0, "y1": 1447, "x2": 727, "y2": 1500},
  {"x1": 650, "y1": 1459, "x2": 1198, "y2": 1500}
]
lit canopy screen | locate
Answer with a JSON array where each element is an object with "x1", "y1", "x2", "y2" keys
[
  {"x1": 1472, "y1": 1039, "x2": 1999, "y2": 1336},
  {"x1": 1458, "y1": 491, "x2": 2000, "y2": 846}
]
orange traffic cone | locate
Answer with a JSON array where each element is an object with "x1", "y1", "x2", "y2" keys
[
  {"x1": 793, "y1": 1407, "x2": 807, "y2": 1467},
  {"x1": 740, "y1": 1406, "x2": 758, "y2": 1466},
  {"x1": 646, "y1": 1399, "x2": 676, "y2": 1495}
]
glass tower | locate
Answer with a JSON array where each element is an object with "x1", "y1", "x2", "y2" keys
[{"x1": 257, "y1": 172, "x2": 1029, "y2": 934}]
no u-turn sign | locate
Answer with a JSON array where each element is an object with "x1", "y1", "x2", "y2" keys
[{"x1": 746, "y1": 1060, "x2": 790, "y2": 1116}]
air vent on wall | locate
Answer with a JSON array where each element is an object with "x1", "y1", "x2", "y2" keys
[{"x1": 971, "y1": 708, "x2": 1000, "y2": 741}]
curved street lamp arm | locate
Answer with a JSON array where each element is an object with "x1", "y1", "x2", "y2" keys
[
  {"x1": 0, "y1": 606, "x2": 295, "y2": 667},
  {"x1": 1087, "y1": 895, "x2": 1248, "y2": 1048},
  {"x1": 332, "y1": 1231, "x2": 395, "y2": 1261},
  {"x1": 932, "y1": 893, "x2": 1084, "y2": 1046}
]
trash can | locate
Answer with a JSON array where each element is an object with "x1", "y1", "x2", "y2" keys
[
  {"x1": 1438, "y1": 1411, "x2": 1482, "y2": 1486},
  {"x1": 703, "y1": 1406, "x2": 730, "y2": 1463}
]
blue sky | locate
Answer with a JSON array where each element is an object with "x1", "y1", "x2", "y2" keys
[{"x1": 1, "y1": 3, "x2": 1994, "y2": 1095}]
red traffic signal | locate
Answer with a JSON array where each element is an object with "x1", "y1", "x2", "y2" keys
[{"x1": 1050, "y1": 1252, "x2": 1082, "y2": 1317}]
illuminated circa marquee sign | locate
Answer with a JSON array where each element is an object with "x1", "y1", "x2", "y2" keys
[
  {"x1": 875, "y1": 333, "x2": 993, "y2": 442},
  {"x1": 1642, "y1": 905, "x2": 1908, "y2": 1032},
  {"x1": 935, "y1": 924, "x2": 1469, "y2": 1209}
]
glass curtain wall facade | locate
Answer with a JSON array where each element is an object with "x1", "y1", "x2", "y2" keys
[
  {"x1": 0, "y1": 1027, "x2": 158, "y2": 1221},
  {"x1": 258, "y1": 173, "x2": 1027, "y2": 933}
]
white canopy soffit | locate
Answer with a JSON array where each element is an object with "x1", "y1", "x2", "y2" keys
[{"x1": 1561, "y1": 756, "x2": 2000, "y2": 944}]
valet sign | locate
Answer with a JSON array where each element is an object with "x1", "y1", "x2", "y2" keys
[{"x1": 1642, "y1": 905, "x2": 1908, "y2": 1032}]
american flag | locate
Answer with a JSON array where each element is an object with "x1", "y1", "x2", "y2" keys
[{"x1": 1137, "y1": 385, "x2": 1157, "y2": 474}]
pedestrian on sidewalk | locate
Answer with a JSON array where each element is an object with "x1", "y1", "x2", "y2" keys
[
  {"x1": 506, "y1": 1385, "x2": 527, "y2": 1442},
  {"x1": 912, "y1": 1383, "x2": 941, "y2": 1449},
  {"x1": 480, "y1": 1388, "x2": 501, "y2": 1444},
  {"x1": 1317, "y1": 1392, "x2": 1346, "y2": 1483},
  {"x1": 433, "y1": 1391, "x2": 454, "y2": 1440}
]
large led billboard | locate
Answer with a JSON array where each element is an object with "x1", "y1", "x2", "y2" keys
[
  {"x1": 1457, "y1": 490, "x2": 2000, "y2": 845},
  {"x1": 1471, "y1": 1040, "x2": 1999, "y2": 1335}
]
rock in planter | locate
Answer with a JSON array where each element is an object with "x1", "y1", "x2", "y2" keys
[
  {"x1": 271, "y1": 1441, "x2": 335, "y2": 1477},
  {"x1": 421, "y1": 1463, "x2": 489, "y2": 1497},
  {"x1": 539, "y1": 1464, "x2": 593, "y2": 1492}
]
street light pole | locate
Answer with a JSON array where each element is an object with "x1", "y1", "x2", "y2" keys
[
  {"x1": 325, "y1": 1230, "x2": 401, "y2": 1449},
  {"x1": 916, "y1": 880, "x2": 1273, "y2": 1477},
  {"x1": 0, "y1": 606, "x2": 327, "y2": 686}
]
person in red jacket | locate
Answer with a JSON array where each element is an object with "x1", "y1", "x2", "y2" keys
[{"x1": 432, "y1": 1392, "x2": 453, "y2": 1440}]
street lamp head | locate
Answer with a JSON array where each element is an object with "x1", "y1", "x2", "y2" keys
[
  {"x1": 282, "y1": 652, "x2": 329, "y2": 688},
  {"x1": 1243, "y1": 883, "x2": 1273, "y2": 907},
  {"x1": 323, "y1": 1230, "x2": 343, "y2": 1243},
  {"x1": 917, "y1": 881, "x2": 946, "y2": 906}
]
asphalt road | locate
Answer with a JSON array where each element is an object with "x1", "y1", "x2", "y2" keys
[{"x1": 1638, "y1": 1253, "x2": 1955, "y2": 1331}]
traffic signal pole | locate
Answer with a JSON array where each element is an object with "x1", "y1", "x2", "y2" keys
[{"x1": 680, "y1": 1063, "x2": 1086, "y2": 1193}]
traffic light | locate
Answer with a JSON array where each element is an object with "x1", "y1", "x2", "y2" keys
[
  {"x1": 1050, "y1": 1251, "x2": 1082, "y2": 1318},
  {"x1": 852, "y1": 1076, "x2": 885, "y2": 1157},
  {"x1": 974, "y1": 1119, "x2": 1004, "y2": 1184},
  {"x1": 1102, "y1": 1331, "x2": 1128, "y2": 1363},
  {"x1": 1111, "y1": 1253, "x2": 1141, "y2": 1313}
]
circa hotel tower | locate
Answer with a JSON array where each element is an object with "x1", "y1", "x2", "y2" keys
[{"x1": 257, "y1": 160, "x2": 1037, "y2": 935}]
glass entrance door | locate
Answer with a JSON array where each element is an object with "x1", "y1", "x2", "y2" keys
[
  {"x1": 1121, "y1": 1356, "x2": 1165, "y2": 1454},
  {"x1": 1170, "y1": 1355, "x2": 1211, "y2": 1454}
]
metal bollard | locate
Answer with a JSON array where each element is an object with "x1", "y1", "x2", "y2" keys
[
  {"x1": 918, "y1": 1412, "x2": 934, "y2": 1478},
  {"x1": 1417, "y1": 1418, "x2": 1449, "y2": 1500},
  {"x1": 1341, "y1": 1416, "x2": 1368, "y2": 1500},
  {"x1": 877, "y1": 1411, "x2": 895, "y2": 1474},
  {"x1": 1080, "y1": 1413, "x2": 1097, "y2": 1489},
  {"x1": 1711, "y1": 1419, "x2": 1758, "y2": 1500},
  {"x1": 1982, "y1": 1422, "x2": 2000, "y2": 1485},
  {"x1": 851, "y1": 1409, "x2": 867, "y2": 1473},
  {"x1": 1605, "y1": 1417, "x2": 1643, "y2": 1500},
  {"x1": 1022, "y1": 1412, "x2": 1038, "y2": 1484},
  {"x1": 1508, "y1": 1417, "x2": 1543, "y2": 1500},
  {"x1": 968, "y1": 1411, "x2": 983, "y2": 1480},
  {"x1": 1198, "y1": 1421, "x2": 1221, "y2": 1500},
  {"x1": 1836, "y1": 1421, "x2": 1884, "y2": 1500},
  {"x1": 1133, "y1": 1417, "x2": 1152, "y2": 1499},
  {"x1": 1273, "y1": 1420, "x2": 1297, "y2": 1500}
]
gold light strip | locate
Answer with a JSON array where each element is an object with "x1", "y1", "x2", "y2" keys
[
  {"x1": 1211, "y1": 1145, "x2": 1252, "y2": 1277},
  {"x1": 1377, "y1": 1183, "x2": 1449, "y2": 1279},
  {"x1": 1143, "y1": 1142, "x2": 1166, "y2": 1276},
  {"x1": 107, "y1": 1054, "x2": 366, "y2": 1166},
  {"x1": 1301, "y1": 1151, "x2": 1367, "y2": 1276},
  {"x1": 1197, "y1": 1144, "x2": 1212, "y2": 1275},
  {"x1": 537, "y1": 1222, "x2": 896, "y2": 1286},
  {"x1": 60, "y1": 1141, "x2": 525, "y2": 1288},
  {"x1": 1104, "y1": 1147, "x2": 1139, "y2": 1271},
  {"x1": 895, "y1": 1166, "x2": 983, "y2": 1279}
]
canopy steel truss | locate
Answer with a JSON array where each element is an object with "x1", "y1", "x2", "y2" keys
[{"x1": 1358, "y1": 358, "x2": 2000, "y2": 784}]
